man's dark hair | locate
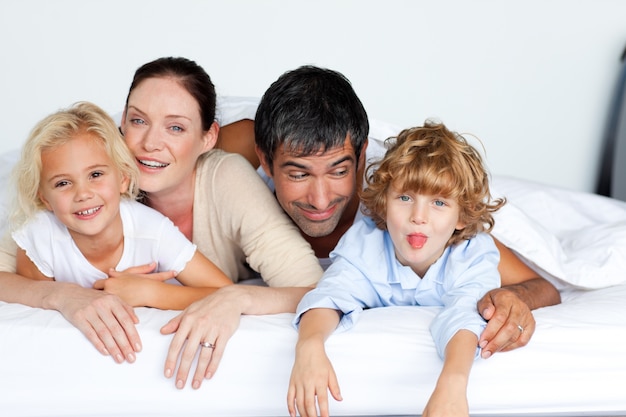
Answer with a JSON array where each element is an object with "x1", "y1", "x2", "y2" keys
[{"x1": 255, "y1": 65, "x2": 369, "y2": 170}]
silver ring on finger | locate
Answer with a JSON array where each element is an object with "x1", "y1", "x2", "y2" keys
[
  {"x1": 200, "y1": 341, "x2": 215, "y2": 349},
  {"x1": 517, "y1": 324, "x2": 524, "y2": 334}
]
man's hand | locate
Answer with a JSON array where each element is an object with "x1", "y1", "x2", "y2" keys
[{"x1": 477, "y1": 287, "x2": 534, "y2": 358}]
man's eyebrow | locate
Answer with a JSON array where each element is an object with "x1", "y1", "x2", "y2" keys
[{"x1": 279, "y1": 155, "x2": 355, "y2": 170}]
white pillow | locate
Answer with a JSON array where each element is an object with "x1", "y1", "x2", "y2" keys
[{"x1": 491, "y1": 176, "x2": 626, "y2": 289}]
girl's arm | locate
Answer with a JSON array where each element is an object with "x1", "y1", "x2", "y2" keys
[
  {"x1": 422, "y1": 329, "x2": 476, "y2": 417},
  {"x1": 288, "y1": 308, "x2": 343, "y2": 417},
  {"x1": 94, "y1": 251, "x2": 233, "y2": 310},
  {"x1": 16, "y1": 248, "x2": 54, "y2": 281}
]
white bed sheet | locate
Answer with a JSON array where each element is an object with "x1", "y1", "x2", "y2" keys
[{"x1": 1, "y1": 283, "x2": 625, "y2": 417}]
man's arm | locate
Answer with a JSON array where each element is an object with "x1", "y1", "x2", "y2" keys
[{"x1": 478, "y1": 238, "x2": 561, "y2": 358}]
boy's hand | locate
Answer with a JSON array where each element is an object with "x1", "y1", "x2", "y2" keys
[{"x1": 287, "y1": 339, "x2": 342, "y2": 417}]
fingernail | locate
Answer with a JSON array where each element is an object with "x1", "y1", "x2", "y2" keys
[
  {"x1": 165, "y1": 368, "x2": 172, "y2": 378},
  {"x1": 176, "y1": 380, "x2": 184, "y2": 389},
  {"x1": 482, "y1": 350, "x2": 492, "y2": 359},
  {"x1": 205, "y1": 372, "x2": 212, "y2": 380},
  {"x1": 479, "y1": 340, "x2": 487, "y2": 348},
  {"x1": 192, "y1": 380, "x2": 200, "y2": 390},
  {"x1": 135, "y1": 342, "x2": 142, "y2": 352},
  {"x1": 127, "y1": 352, "x2": 136, "y2": 363},
  {"x1": 116, "y1": 354, "x2": 124, "y2": 363}
]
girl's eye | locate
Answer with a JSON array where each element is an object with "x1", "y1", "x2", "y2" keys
[
  {"x1": 91, "y1": 171, "x2": 104, "y2": 179},
  {"x1": 54, "y1": 180, "x2": 69, "y2": 188}
]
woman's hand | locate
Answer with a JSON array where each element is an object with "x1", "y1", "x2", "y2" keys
[{"x1": 160, "y1": 285, "x2": 244, "y2": 389}]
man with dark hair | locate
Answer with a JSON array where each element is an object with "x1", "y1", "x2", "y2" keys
[{"x1": 252, "y1": 65, "x2": 561, "y2": 358}]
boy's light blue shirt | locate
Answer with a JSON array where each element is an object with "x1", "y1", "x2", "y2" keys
[{"x1": 294, "y1": 216, "x2": 501, "y2": 359}]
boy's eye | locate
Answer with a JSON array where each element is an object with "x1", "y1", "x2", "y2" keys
[
  {"x1": 434, "y1": 200, "x2": 446, "y2": 207},
  {"x1": 399, "y1": 195, "x2": 411, "y2": 202}
]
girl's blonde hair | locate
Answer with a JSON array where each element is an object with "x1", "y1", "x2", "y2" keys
[
  {"x1": 11, "y1": 101, "x2": 139, "y2": 229},
  {"x1": 360, "y1": 120, "x2": 505, "y2": 246}
]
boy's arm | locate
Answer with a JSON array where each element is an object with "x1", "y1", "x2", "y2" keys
[
  {"x1": 288, "y1": 308, "x2": 343, "y2": 417},
  {"x1": 422, "y1": 329, "x2": 476, "y2": 417}
]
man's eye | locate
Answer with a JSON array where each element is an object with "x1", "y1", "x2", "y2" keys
[
  {"x1": 331, "y1": 168, "x2": 349, "y2": 177},
  {"x1": 289, "y1": 173, "x2": 308, "y2": 180}
]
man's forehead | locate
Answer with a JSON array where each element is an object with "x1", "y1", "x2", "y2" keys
[{"x1": 277, "y1": 135, "x2": 356, "y2": 159}]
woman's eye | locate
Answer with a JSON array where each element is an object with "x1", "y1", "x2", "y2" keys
[
  {"x1": 130, "y1": 118, "x2": 145, "y2": 125},
  {"x1": 170, "y1": 125, "x2": 184, "y2": 132}
]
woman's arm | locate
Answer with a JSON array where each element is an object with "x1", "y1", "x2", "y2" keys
[
  {"x1": 477, "y1": 237, "x2": 561, "y2": 358},
  {"x1": 422, "y1": 330, "x2": 476, "y2": 417},
  {"x1": 160, "y1": 284, "x2": 313, "y2": 389}
]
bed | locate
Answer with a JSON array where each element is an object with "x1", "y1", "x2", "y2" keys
[{"x1": 1, "y1": 102, "x2": 626, "y2": 417}]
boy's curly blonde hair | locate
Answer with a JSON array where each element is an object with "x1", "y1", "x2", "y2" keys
[{"x1": 360, "y1": 120, "x2": 505, "y2": 246}]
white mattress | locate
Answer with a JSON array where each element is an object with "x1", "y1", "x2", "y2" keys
[
  {"x1": 2, "y1": 114, "x2": 626, "y2": 416},
  {"x1": 1, "y1": 283, "x2": 625, "y2": 417}
]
